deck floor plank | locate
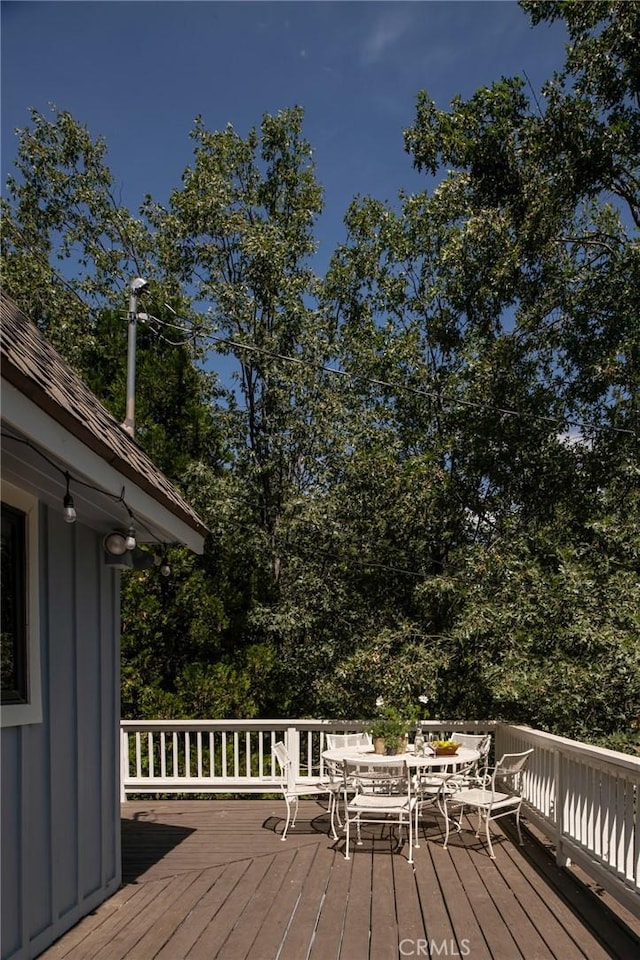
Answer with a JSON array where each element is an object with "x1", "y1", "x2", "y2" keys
[
  {"x1": 339, "y1": 839, "x2": 375, "y2": 959},
  {"x1": 54, "y1": 879, "x2": 173, "y2": 960},
  {"x1": 393, "y1": 836, "x2": 430, "y2": 950},
  {"x1": 448, "y1": 824, "x2": 558, "y2": 960},
  {"x1": 90, "y1": 871, "x2": 201, "y2": 960},
  {"x1": 413, "y1": 823, "x2": 461, "y2": 953},
  {"x1": 127, "y1": 869, "x2": 227, "y2": 960},
  {"x1": 186, "y1": 856, "x2": 283, "y2": 960},
  {"x1": 37, "y1": 801, "x2": 640, "y2": 960},
  {"x1": 215, "y1": 853, "x2": 296, "y2": 960},
  {"x1": 33, "y1": 883, "x2": 145, "y2": 960},
  {"x1": 154, "y1": 861, "x2": 251, "y2": 960},
  {"x1": 231, "y1": 844, "x2": 319, "y2": 960},
  {"x1": 427, "y1": 833, "x2": 495, "y2": 959},
  {"x1": 370, "y1": 836, "x2": 403, "y2": 960},
  {"x1": 477, "y1": 831, "x2": 594, "y2": 960},
  {"x1": 273, "y1": 840, "x2": 338, "y2": 960},
  {"x1": 499, "y1": 822, "x2": 632, "y2": 960},
  {"x1": 307, "y1": 838, "x2": 353, "y2": 960}
]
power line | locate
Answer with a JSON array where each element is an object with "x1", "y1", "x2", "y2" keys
[
  {"x1": 151, "y1": 311, "x2": 638, "y2": 440},
  {"x1": 158, "y1": 317, "x2": 638, "y2": 440},
  {"x1": 4, "y1": 229, "x2": 636, "y2": 439}
]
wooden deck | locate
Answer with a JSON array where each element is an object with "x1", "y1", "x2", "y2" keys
[{"x1": 40, "y1": 799, "x2": 640, "y2": 960}]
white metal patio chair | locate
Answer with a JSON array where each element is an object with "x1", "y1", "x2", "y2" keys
[
  {"x1": 445, "y1": 732, "x2": 492, "y2": 786},
  {"x1": 413, "y1": 761, "x2": 476, "y2": 849},
  {"x1": 342, "y1": 758, "x2": 417, "y2": 863},
  {"x1": 324, "y1": 732, "x2": 373, "y2": 830},
  {"x1": 444, "y1": 749, "x2": 534, "y2": 858},
  {"x1": 273, "y1": 741, "x2": 339, "y2": 841}
]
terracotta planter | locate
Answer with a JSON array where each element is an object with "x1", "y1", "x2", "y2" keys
[
  {"x1": 373, "y1": 736, "x2": 386, "y2": 755},
  {"x1": 435, "y1": 745, "x2": 459, "y2": 756}
]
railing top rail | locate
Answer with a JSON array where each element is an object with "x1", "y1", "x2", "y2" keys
[
  {"x1": 500, "y1": 724, "x2": 640, "y2": 773},
  {"x1": 119, "y1": 718, "x2": 498, "y2": 733},
  {"x1": 119, "y1": 719, "x2": 377, "y2": 734}
]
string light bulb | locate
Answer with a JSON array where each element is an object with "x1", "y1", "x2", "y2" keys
[
  {"x1": 63, "y1": 472, "x2": 77, "y2": 523},
  {"x1": 160, "y1": 556, "x2": 171, "y2": 577},
  {"x1": 125, "y1": 523, "x2": 136, "y2": 551}
]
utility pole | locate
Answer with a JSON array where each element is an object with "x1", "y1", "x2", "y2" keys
[{"x1": 121, "y1": 277, "x2": 149, "y2": 438}]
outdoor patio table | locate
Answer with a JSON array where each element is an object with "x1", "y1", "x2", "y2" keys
[
  {"x1": 322, "y1": 744, "x2": 480, "y2": 770},
  {"x1": 321, "y1": 745, "x2": 481, "y2": 857}
]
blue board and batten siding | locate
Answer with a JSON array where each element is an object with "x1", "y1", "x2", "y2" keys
[{"x1": 1, "y1": 504, "x2": 121, "y2": 960}]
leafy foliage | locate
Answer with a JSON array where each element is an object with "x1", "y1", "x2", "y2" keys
[{"x1": 2, "y1": 3, "x2": 638, "y2": 749}]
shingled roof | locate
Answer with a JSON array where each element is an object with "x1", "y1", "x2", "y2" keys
[{"x1": 1, "y1": 290, "x2": 207, "y2": 539}]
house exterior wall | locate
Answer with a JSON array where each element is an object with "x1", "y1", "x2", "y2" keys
[{"x1": 1, "y1": 502, "x2": 121, "y2": 960}]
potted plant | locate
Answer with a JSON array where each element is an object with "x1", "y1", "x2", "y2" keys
[{"x1": 369, "y1": 700, "x2": 412, "y2": 755}]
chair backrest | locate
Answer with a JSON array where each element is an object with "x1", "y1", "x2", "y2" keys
[
  {"x1": 273, "y1": 741, "x2": 290, "y2": 777},
  {"x1": 492, "y1": 749, "x2": 533, "y2": 795},
  {"x1": 343, "y1": 758, "x2": 410, "y2": 797},
  {"x1": 326, "y1": 732, "x2": 372, "y2": 749},
  {"x1": 447, "y1": 732, "x2": 491, "y2": 754}
]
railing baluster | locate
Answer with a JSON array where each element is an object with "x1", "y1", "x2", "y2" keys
[
  {"x1": 633, "y1": 781, "x2": 640, "y2": 891},
  {"x1": 616, "y1": 774, "x2": 625, "y2": 877},
  {"x1": 221, "y1": 731, "x2": 228, "y2": 779}
]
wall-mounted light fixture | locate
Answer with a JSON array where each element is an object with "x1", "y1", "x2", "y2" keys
[
  {"x1": 103, "y1": 531, "x2": 133, "y2": 569},
  {"x1": 103, "y1": 533, "x2": 166, "y2": 572},
  {"x1": 103, "y1": 531, "x2": 128, "y2": 556}
]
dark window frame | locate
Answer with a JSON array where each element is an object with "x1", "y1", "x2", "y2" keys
[{"x1": 1, "y1": 501, "x2": 28, "y2": 704}]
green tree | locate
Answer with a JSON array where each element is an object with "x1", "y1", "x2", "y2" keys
[
  {"x1": 147, "y1": 108, "x2": 341, "y2": 673},
  {"x1": 3, "y1": 1, "x2": 638, "y2": 746},
  {"x1": 394, "y1": 0, "x2": 639, "y2": 738},
  {"x1": 1, "y1": 107, "x2": 234, "y2": 717}
]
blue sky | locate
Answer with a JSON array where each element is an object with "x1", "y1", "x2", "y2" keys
[{"x1": 2, "y1": 1, "x2": 569, "y2": 274}]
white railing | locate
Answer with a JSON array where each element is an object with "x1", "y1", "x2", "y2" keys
[
  {"x1": 495, "y1": 724, "x2": 640, "y2": 917},
  {"x1": 120, "y1": 718, "x2": 639, "y2": 917},
  {"x1": 120, "y1": 719, "x2": 494, "y2": 799}
]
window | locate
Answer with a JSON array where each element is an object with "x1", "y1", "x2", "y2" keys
[
  {"x1": 0, "y1": 483, "x2": 41, "y2": 726},
  {"x1": 1, "y1": 503, "x2": 27, "y2": 702}
]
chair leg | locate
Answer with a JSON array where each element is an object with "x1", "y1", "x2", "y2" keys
[
  {"x1": 515, "y1": 807, "x2": 524, "y2": 846},
  {"x1": 281, "y1": 795, "x2": 292, "y2": 840},
  {"x1": 395, "y1": 819, "x2": 404, "y2": 851},
  {"x1": 442, "y1": 798, "x2": 451, "y2": 850},
  {"x1": 334, "y1": 795, "x2": 344, "y2": 828},
  {"x1": 407, "y1": 817, "x2": 413, "y2": 864},
  {"x1": 475, "y1": 808, "x2": 483, "y2": 838},
  {"x1": 328, "y1": 793, "x2": 339, "y2": 841},
  {"x1": 484, "y1": 815, "x2": 496, "y2": 859}
]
